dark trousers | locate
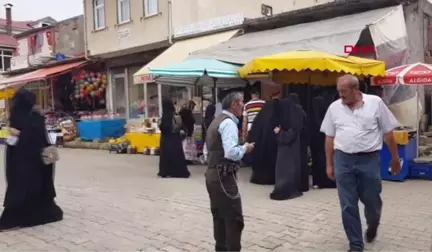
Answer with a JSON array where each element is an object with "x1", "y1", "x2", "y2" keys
[
  {"x1": 334, "y1": 150, "x2": 382, "y2": 250},
  {"x1": 205, "y1": 169, "x2": 244, "y2": 252}
]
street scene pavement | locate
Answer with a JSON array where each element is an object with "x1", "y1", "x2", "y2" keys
[{"x1": 0, "y1": 147, "x2": 430, "y2": 251}]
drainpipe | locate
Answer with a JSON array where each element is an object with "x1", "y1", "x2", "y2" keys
[
  {"x1": 83, "y1": 0, "x2": 93, "y2": 60},
  {"x1": 168, "y1": 0, "x2": 173, "y2": 44}
]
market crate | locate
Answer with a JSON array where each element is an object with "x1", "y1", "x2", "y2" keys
[{"x1": 409, "y1": 163, "x2": 432, "y2": 180}]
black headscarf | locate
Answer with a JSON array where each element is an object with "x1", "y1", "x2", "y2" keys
[
  {"x1": 288, "y1": 93, "x2": 300, "y2": 105},
  {"x1": 204, "y1": 104, "x2": 216, "y2": 129},
  {"x1": 278, "y1": 98, "x2": 303, "y2": 132},
  {"x1": 9, "y1": 88, "x2": 37, "y2": 130},
  {"x1": 160, "y1": 99, "x2": 175, "y2": 133}
]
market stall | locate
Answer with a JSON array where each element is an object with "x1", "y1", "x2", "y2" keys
[
  {"x1": 126, "y1": 58, "x2": 245, "y2": 155},
  {"x1": 372, "y1": 62, "x2": 432, "y2": 181}
]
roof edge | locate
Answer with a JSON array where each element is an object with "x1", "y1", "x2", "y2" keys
[{"x1": 244, "y1": 0, "x2": 415, "y2": 31}]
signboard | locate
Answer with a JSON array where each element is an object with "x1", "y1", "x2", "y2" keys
[
  {"x1": 174, "y1": 13, "x2": 244, "y2": 37},
  {"x1": 344, "y1": 45, "x2": 376, "y2": 55}
]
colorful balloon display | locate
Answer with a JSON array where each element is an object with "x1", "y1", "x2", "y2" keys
[{"x1": 72, "y1": 70, "x2": 108, "y2": 102}]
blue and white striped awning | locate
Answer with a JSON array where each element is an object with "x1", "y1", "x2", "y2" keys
[{"x1": 149, "y1": 59, "x2": 240, "y2": 79}]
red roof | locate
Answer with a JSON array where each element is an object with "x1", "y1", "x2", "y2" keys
[
  {"x1": 0, "y1": 19, "x2": 32, "y2": 30},
  {"x1": 0, "y1": 33, "x2": 17, "y2": 47}
]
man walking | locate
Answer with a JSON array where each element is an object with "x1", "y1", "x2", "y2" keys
[
  {"x1": 320, "y1": 75, "x2": 401, "y2": 252},
  {"x1": 205, "y1": 92, "x2": 254, "y2": 252}
]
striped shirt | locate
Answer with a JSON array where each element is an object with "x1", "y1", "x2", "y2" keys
[{"x1": 243, "y1": 99, "x2": 265, "y2": 132}]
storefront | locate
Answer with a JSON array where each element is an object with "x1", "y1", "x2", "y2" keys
[{"x1": 0, "y1": 60, "x2": 123, "y2": 143}]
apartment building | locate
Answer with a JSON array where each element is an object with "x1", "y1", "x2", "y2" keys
[{"x1": 84, "y1": 0, "x2": 334, "y2": 119}]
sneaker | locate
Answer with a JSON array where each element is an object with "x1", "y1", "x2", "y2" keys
[{"x1": 365, "y1": 226, "x2": 378, "y2": 243}]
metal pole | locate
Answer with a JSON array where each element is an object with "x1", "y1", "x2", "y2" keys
[
  {"x1": 50, "y1": 79, "x2": 54, "y2": 111},
  {"x1": 416, "y1": 86, "x2": 419, "y2": 158}
]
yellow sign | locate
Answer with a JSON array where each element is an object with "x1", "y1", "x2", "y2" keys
[{"x1": 0, "y1": 88, "x2": 15, "y2": 100}]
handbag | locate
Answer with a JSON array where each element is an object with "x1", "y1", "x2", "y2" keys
[
  {"x1": 42, "y1": 123, "x2": 60, "y2": 165},
  {"x1": 42, "y1": 145, "x2": 59, "y2": 165}
]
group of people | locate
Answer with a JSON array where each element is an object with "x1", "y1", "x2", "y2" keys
[
  {"x1": 204, "y1": 75, "x2": 402, "y2": 252},
  {"x1": 245, "y1": 88, "x2": 336, "y2": 200}
]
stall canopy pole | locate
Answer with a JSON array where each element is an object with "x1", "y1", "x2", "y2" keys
[
  {"x1": 49, "y1": 79, "x2": 54, "y2": 111},
  {"x1": 143, "y1": 82, "x2": 148, "y2": 117},
  {"x1": 416, "y1": 86, "x2": 420, "y2": 158},
  {"x1": 157, "y1": 82, "x2": 162, "y2": 117}
]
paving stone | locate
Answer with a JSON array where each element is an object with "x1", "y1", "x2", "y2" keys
[{"x1": 0, "y1": 147, "x2": 429, "y2": 251}]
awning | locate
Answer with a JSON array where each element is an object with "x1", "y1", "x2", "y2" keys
[
  {"x1": 133, "y1": 29, "x2": 239, "y2": 84},
  {"x1": 0, "y1": 61, "x2": 87, "y2": 88},
  {"x1": 188, "y1": 6, "x2": 405, "y2": 64},
  {"x1": 150, "y1": 59, "x2": 240, "y2": 78}
]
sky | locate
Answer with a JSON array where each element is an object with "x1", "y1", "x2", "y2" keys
[{"x1": 0, "y1": 0, "x2": 83, "y2": 21}]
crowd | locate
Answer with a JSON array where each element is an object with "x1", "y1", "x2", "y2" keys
[{"x1": 0, "y1": 76, "x2": 402, "y2": 252}]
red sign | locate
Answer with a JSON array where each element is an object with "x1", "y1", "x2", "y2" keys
[{"x1": 344, "y1": 45, "x2": 376, "y2": 55}]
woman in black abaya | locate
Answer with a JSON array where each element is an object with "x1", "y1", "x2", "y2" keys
[
  {"x1": 311, "y1": 96, "x2": 336, "y2": 189},
  {"x1": 248, "y1": 99, "x2": 279, "y2": 185},
  {"x1": 288, "y1": 93, "x2": 309, "y2": 192},
  {"x1": 270, "y1": 98, "x2": 303, "y2": 200},
  {"x1": 0, "y1": 88, "x2": 63, "y2": 231},
  {"x1": 158, "y1": 99, "x2": 190, "y2": 178}
]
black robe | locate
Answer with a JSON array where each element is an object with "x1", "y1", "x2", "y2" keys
[
  {"x1": 270, "y1": 98, "x2": 303, "y2": 200},
  {"x1": 288, "y1": 93, "x2": 309, "y2": 192},
  {"x1": 0, "y1": 88, "x2": 63, "y2": 229},
  {"x1": 179, "y1": 107, "x2": 195, "y2": 137},
  {"x1": 248, "y1": 100, "x2": 279, "y2": 185},
  {"x1": 158, "y1": 100, "x2": 190, "y2": 178},
  {"x1": 310, "y1": 96, "x2": 336, "y2": 188}
]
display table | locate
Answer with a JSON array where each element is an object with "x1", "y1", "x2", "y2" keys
[
  {"x1": 380, "y1": 130, "x2": 416, "y2": 182},
  {"x1": 125, "y1": 132, "x2": 160, "y2": 153},
  {"x1": 77, "y1": 119, "x2": 125, "y2": 141}
]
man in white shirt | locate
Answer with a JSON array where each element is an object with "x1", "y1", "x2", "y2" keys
[{"x1": 320, "y1": 75, "x2": 401, "y2": 252}]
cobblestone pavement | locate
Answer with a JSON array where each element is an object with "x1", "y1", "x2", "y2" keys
[{"x1": 0, "y1": 147, "x2": 430, "y2": 251}]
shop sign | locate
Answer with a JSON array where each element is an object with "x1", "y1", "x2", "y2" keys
[
  {"x1": 174, "y1": 13, "x2": 244, "y2": 37},
  {"x1": 344, "y1": 45, "x2": 376, "y2": 55}
]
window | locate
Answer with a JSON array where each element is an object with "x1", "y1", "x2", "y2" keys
[
  {"x1": 144, "y1": 0, "x2": 158, "y2": 16},
  {"x1": 117, "y1": 0, "x2": 131, "y2": 24},
  {"x1": 93, "y1": 0, "x2": 105, "y2": 30},
  {"x1": 0, "y1": 50, "x2": 12, "y2": 72}
]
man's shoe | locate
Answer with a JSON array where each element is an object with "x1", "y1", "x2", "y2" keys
[
  {"x1": 365, "y1": 226, "x2": 378, "y2": 243},
  {"x1": 348, "y1": 248, "x2": 363, "y2": 252}
]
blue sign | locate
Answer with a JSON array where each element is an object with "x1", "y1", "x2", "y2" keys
[{"x1": 55, "y1": 53, "x2": 66, "y2": 61}]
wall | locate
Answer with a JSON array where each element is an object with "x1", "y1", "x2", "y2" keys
[
  {"x1": 54, "y1": 16, "x2": 85, "y2": 57},
  {"x1": 172, "y1": 0, "x2": 335, "y2": 37},
  {"x1": 11, "y1": 28, "x2": 54, "y2": 70},
  {"x1": 84, "y1": 0, "x2": 169, "y2": 57}
]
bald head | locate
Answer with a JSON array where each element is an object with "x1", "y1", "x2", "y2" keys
[
  {"x1": 337, "y1": 74, "x2": 360, "y2": 90},
  {"x1": 336, "y1": 74, "x2": 361, "y2": 106}
]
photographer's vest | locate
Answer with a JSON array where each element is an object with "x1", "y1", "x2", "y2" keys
[{"x1": 206, "y1": 113, "x2": 234, "y2": 169}]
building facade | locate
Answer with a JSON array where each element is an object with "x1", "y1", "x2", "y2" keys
[
  {"x1": 10, "y1": 15, "x2": 85, "y2": 71},
  {"x1": 84, "y1": 0, "x2": 336, "y2": 119}
]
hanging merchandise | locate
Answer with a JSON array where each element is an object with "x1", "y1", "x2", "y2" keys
[{"x1": 71, "y1": 69, "x2": 108, "y2": 109}]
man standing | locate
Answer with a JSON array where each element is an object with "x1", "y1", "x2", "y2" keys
[
  {"x1": 320, "y1": 75, "x2": 401, "y2": 252},
  {"x1": 205, "y1": 92, "x2": 254, "y2": 252},
  {"x1": 242, "y1": 85, "x2": 265, "y2": 142}
]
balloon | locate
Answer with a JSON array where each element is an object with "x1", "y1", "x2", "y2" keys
[
  {"x1": 80, "y1": 93, "x2": 84, "y2": 98},
  {"x1": 75, "y1": 94, "x2": 80, "y2": 99},
  {"x1": 90, "y1": 91, "x2": 95, "y2": 97},
  {"x1": 100, "y1": 99, "x2": 105, "y2": 104}
]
